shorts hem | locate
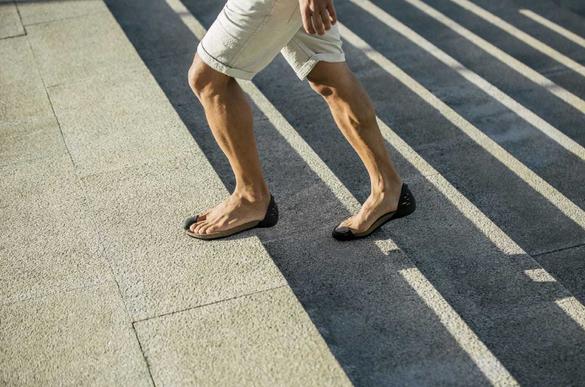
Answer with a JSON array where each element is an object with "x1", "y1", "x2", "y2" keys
[
  {"x1": 295, "y1": 52, "x2": 346, "y2": 80},
  {"x1": 197, "y1": 42, "x2": 256, "y2": 80}
]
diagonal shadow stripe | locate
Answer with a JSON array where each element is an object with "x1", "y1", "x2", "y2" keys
[
  {"x1": 447, "y1": 0, "x2": 585, "y2": 77},
  {"x1": 402, "y1": 0, "x2": 585, "y2": 112},
  {"x1": 368, "y1": 0, "x2": 585, "y2": 149},
  {"x1": 519, "y1": 8, "x2": 585, "y2": 49},
  {"x1": 350, "y1": 0, "x2": 585, "y2": 163}
]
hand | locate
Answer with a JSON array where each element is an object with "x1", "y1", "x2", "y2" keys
[{"x1": 299, "y1": 0, "x2": 337, "y2": 35}]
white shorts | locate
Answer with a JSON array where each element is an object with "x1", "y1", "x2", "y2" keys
[{"x1": 196, "y1": 0, "x2": 346, "y2": 80}]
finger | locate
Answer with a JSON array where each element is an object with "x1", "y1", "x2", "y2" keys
[
  {"x1": 320, "y1": 7, "x2": 332, "y2": 30},
  {"x1": 326, "y1": 2, "x2": 337, "y2": 24},
  {"x1": 312, "y1": 11, "x2": 325, "y2": 35},
  {"x1": 303, "y1": 9, "x2": 315, "y2": 34}
]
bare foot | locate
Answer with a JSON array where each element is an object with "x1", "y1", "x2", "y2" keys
[
  {"x1": 189, "y1": 191, "x2": 271, "y2": 235},
  {"x1": 337, "y1": 184, "x2": 402, "y2": 233}
]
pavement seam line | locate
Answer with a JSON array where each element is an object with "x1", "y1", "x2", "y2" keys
[
  {"x1": 169, "y1": 2, "x2": 521, "y2": 384},
  {"x1": 132, "y1": 284, "x2": 289, "y2": 325},
  {"x1": 532, "y1": 242, "x2": 585, "y2": 257},
  {"x1": 131, "y1": 322, "x2": 158, "y2": 387},
  {"x1": 16, "y1": 9, "x2": 111, "y2": 28},
  {"x1": 0, "y1": 281, "x2": 108, "y2": 307},
  {"x1": 23, "y1": 38, "x2": 77, "y2": 170},
  {"x1": 14, "y1": 1, "x2": 25, "y2": 32}
]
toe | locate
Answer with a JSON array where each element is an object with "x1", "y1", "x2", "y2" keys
[
  {"x1": 205, "y1": 225, "x2": 218, "y2": 234},
  {"x1": 183, "y1": 215, "x2": 198, "y2": 230},
  {"x1": 200, "y1": 225, "x2": 212, "y2": 235},
  {"x1": 336, "y1": 217, "x2": 353, "y2": 231},
  {"x1": 191, "y1": 221, "x2": 206, "y2": 233}
]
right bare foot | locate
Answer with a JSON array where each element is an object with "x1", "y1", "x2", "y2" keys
[{"x1": 189, "y1": 191, "x2": 271, "y2": 236}]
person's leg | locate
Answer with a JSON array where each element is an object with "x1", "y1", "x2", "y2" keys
[
  {"x1": 186, "y1": 54, "x2": 271, "y2": 235},
  {"x1": 307, "y1": 61, "x2": 403, "y2": 232}
]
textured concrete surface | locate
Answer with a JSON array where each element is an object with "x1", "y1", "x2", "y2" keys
[
  {"x1": 26, "y1": 11, "x2": 143, "y2": 87},
  {"x1": 16, "y1": 0, "x2": 108, "y2": 26},
  {"x1": 0, "y1": 155, "x2": 110, "y2": 305},
  {"x1": 3, "y1": 0, "x2": 585, "y2": 385},
  {"x1": 47, "y1": 68, "x2": 194, "y2": 177},
  {"x1": 0, "y1": 1, "x2": 24, "y2": 39},
  {"x1": 81, "y1": 156, "x2": 286, "y2": 320},
  {"x1": 135, "y1": 287, "x2": 351, "y2": 386},
  {"x1": 0, "y1": 284, "x2": 152, "y2": 385}
]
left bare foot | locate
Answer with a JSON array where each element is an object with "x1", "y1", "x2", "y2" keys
[{"x1": 336, "y1": 183, "x2": 402, "y2": 233}]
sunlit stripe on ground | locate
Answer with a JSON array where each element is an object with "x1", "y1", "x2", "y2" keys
[
  {"x1": 400, "y1": 267, "x2": 518, "y2": 386},
  {"x1": 350, "y1": 0, "x2": 585, "y2": 162},
  {"x1": 166, "y1": 0, "x2": 519, "y2": 382},
  {"x1": 557, "y1": 297, "x2": 585, "y2": 331},
  {"x1": 403, "y1": 0, "x2": 585, "y2": 113},
  {"x1": 339, "y1": 22, "x2": 585, "y2": 232},
  {"x1": 519, "y1": 9, "x2": 585, "y2": 49},
  {"x1": 447, "y1": 0, "x2": 585, "y2": 78}
]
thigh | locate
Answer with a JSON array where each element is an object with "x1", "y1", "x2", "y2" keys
[
  {"x1": 197, "y1": 0, "x2": 301, "y2": 80},
  {"x1": 281, "y1": 22, "x2": 346, "y2": 80}
]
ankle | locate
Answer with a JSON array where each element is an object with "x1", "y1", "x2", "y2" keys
[
  {"x1": 371, "y1": 174, "x2": 402, "y2": 197},
  {"x1": 233, "y1": 184, "x2": 270, "y2": 203}
]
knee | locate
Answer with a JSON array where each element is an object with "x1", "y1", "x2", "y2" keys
[
  {"x1": 309, "y1": 79, "x2": 377, "y2": 129},
  {"x1": 308, "y1": 79, "x2": 336, "y2": 99},
  {"x1": 188, "y1": 55, "x2": 230, "y2": 100}
]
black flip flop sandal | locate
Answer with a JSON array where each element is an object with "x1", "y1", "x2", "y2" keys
[
  {"x1": 183, "y1": 194, "x2": 278, "y2": 240},
  {"x1": 332, "y1": 183, "x2": 415, "y2": 241}
]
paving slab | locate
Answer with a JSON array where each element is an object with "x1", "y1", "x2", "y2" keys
[
  {"x1": 0, "y1": 284, "x2": 152, "y2": 385},
  {"x1": 0, "y1": 35, "x2": 56, "y2": 139},
  {"x1": 47, "y1": 68, "x2": 195, "y2": 177},
  {"x1": 134, "y1": 286, "x2": 351, "y2": 387},
  {"x1": 16, "y1": 0, "x2": 108, "y2": 26},
  {"x1": 0, "y1": 35, "x2": 41, "y2": 85},
  {"x1": 0, "y1": 1, "x2": 24, "y2": 39},
  {"x1": 0, "y1": 154, "x2": 111, "y2": 305},
  {"x1": 26, "y1": 10, "x2": 143, "y2": 87},
  {"x1": 0, "y1": 81, "x2": 54, "y2": 134},
  {"x1": 81, "y1": 156, "x2": 286, "y2": 321},
  {"x1": 0, "y1": 37, "x2": 67, "y2": 164},
  {"x1": 0, "y1": 115, "x2": 67, "y2": 165}
]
